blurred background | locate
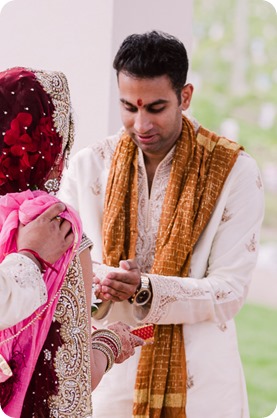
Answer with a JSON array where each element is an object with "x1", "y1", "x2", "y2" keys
[
  {"x1": 191, "y1": 0, "x2": 277, "y2": 252},
  {"x1": 0, "y1": 0, "x2": 276, "y2": 416},
  {"x1": 190, "y1": 1, "x2": 277, "y2": 416}
]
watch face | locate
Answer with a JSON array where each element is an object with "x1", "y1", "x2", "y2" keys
[{"x1": 135, "y1": 289, "x2": 151, "y2": 305}]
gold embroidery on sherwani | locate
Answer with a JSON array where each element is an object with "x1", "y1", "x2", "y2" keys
[
  {"x1": 103, "y1": 115, "x2": 242, "y2": 418},
  {"x1": 48, "y1": 255, "x2": 92, "y2": 417}
]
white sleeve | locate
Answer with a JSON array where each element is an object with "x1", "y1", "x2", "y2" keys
[
  {"x1": 134, "y1": 155, "x2": 265, "y2": 325},
  {"x1": 58, "y1": 149, "x2": 83, "y2": 212},
  {"x1": 0, "y1": 253, "x2": 47, "y2": 330}
]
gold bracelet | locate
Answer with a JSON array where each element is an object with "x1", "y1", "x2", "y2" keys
[
  {"x1": 91, "y1": 341, "x2": 115, "y2": 373},
  {"x1": 91, "y1": 329, "x2": 122, "y2": 359}
]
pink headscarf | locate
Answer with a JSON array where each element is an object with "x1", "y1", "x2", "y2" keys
[{"x1": 0, "y1": 190, "x2": 82, "y2": 417}]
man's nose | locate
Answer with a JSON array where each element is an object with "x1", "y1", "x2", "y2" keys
[{"x1": 134, "y1": 111, "x2": 153, "y2": 133}]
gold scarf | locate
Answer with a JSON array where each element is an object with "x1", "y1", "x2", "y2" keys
[{"x1": 102, "y1": 116, "x2": 242, "y2": 418}]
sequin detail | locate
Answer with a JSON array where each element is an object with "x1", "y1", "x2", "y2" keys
[
  {"x1": 33, "y1": 70, "x2": 74, "y2": 156},
  {"x1": 48, "y1": 256, "x2": 92, "y2": 417}
]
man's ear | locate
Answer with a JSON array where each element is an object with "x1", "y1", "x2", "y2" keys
[{"x1": 180, "y1": 83, "x2": 194, "y2": 111}]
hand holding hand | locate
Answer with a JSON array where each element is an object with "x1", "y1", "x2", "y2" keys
[{"x1": 93, "y1": 259, "x2": 141, "y2": 302}]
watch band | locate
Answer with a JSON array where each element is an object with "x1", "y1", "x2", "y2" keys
[{"x1": 133, "y1": 274, "x2": 152, "y2": 306}]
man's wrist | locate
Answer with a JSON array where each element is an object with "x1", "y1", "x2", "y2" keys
[{"x1": 128, "y1": 274, "x2": 152, "y2": 306}]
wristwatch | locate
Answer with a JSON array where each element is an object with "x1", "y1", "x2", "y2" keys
[{"x1": 130, "y1": 274, "x2": 152, "y2": 306}]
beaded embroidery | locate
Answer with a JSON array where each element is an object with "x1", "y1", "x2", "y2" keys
[
  {"x1": 33, "y1": 69, "x2": 74, "y2": 158},
  {"x1": 47, "y1": 256, "x2": 92, "y2": 417}
]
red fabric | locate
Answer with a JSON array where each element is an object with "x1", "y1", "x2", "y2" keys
[{"x1": 0, "y1": 68, "x2": 62, "y2": 194}]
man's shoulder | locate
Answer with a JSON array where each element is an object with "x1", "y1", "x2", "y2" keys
[
  {"x1": 235, "y1": 150, "x2": 259, "y2": 171},
  {"x1": 228, "y1": 150, "x2": 261, "y2": 185},
  {"x1": 71, "y1": 130, "x2": 123, "y2": 166}
]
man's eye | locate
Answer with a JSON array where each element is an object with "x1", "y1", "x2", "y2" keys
[
  {"x1": 148, "y1": 107, "x2": 165, "y2": 114},
  {"x1": 124, "y1": 106, "x2": 137, "y2": 113}
]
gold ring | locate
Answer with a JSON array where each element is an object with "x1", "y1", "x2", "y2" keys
[{"x1": 55, "y1": 216, "x2": 62, "y2": 222}]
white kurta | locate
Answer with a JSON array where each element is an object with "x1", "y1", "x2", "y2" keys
[
  {"x1": 0, "y1": 253, "x2": 47, "y2": 330},
  {"x1": 59, "y1": 131, "x2": 264, "y2": 418}
]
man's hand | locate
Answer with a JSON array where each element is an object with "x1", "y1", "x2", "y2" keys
[
  {"x1": 93, "y1": 259, "x2": 141, "y2": 302},
  {"x1": 17, "y1": 202, "x2": 74, "y2": 265}
]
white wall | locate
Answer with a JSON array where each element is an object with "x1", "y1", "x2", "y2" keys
[
  {"x1": 0, "y1": 0, "x2": 193, "y2": 155},
  {"x1": 108, "y1": 0, "x2": 194, "y2": 134}
]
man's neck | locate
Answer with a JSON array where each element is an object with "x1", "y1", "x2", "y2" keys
[{"x1": 143, "y1": 155, "x2": 159, "y2": 194}]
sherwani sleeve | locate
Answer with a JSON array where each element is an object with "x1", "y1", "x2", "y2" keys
[
  {"x1": 0, "y1": 253, "x2": 47, "y2": 330},
  {"x1": 134, "y1": 154, "x2": 265, "y2": 325}
]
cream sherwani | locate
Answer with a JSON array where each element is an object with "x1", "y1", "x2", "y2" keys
[{"x1": 59, "y1": 130, "x2": 264, "y2": 418}]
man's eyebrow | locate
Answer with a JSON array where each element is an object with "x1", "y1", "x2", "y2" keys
[
  {"x1": 120, "y1": 98, "x2": 169, "y2": 107},
  {"x1": 146, "y1": 99, "x2": 169, "y2": 107},
  {"x1": 120, "y1": 99, "x2": 136, "y2": 107}
]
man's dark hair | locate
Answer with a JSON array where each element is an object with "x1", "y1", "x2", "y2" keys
[{"x1": 113, "y1": 30, "x2": 189, "y2": 96}]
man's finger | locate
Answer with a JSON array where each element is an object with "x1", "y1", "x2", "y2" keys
[
  {"x1": 101, "y1": 282, "x2": 132, "y2": 300},
  {"x1": 120, "y1": 259, "x2": 138, "y2": 270}
]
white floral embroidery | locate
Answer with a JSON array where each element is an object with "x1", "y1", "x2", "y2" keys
[
  {"x1": 215, "y1": 290, "x2": 232, "y2": 300},
  {"x1": 90, "y1": 177, "x2": 101, "y2": 195},
  {"x1": 239, "y1": 151, "x2": 251, "y2": 158},
  {"x1": 134, "y1": 148, "x2": 215, "y2": 322},
  {"x1": 94, "y1": 144, "x2": 106, "y2": 161},
  {"x1": 245, "y1": 233, "x2": 257, "y2": 252},
  {"x1": 94, "y1": 132, "x2": 122, "y2": 166},
  {"x1": 144, "y1": 274, "x2": 207, "y2": 323},
  {"x1": 221, "y1": 207, "x2": 232, "y2": 223},
  {"x1": 186, "y1": 364, "x2": 195, "y2": 389},
  {"x1": 256, "y1": 174, "x2": 263, "y2": 190},
  {"x1": 217, "y1": 323, "x2": 227, "y2": 332},
  {"x1": 136, "y1": 147, "x2": 174, "y2": 272}
]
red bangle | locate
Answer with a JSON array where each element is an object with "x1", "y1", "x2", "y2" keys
[{"x1": 18, "y1": 248, "x2": 58, "y2": 273}]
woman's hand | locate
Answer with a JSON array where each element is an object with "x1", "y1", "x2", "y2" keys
[
  {"x1": 17, "y1": 202, "x2": 73, "y2": 264},
  {"x1": 107, "y1": 321, "x2": 145, "y2": 363}
]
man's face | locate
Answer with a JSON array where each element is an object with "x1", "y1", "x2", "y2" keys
[{"x1": 118, "y1": 72, "x2": 193, "y2": 163}]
